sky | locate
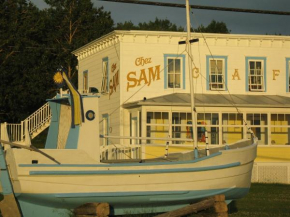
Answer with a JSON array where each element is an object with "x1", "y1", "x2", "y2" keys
[{"x1": 30, "y1": 0, "x2": 290, "y2": 35}]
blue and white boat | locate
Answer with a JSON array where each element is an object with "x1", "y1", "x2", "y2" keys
[
  {"x1": 0, "y1": 1, "x2": 257, "y2": 216},
  {"x1": 0, "y1": 66, "x2": 258, "y2": 217}
]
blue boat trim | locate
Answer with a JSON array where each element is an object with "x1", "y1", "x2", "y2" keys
[
  {"x1": 0, "y1": 147, "x2": 14, "y2": 195},
  {"x1": 20, "y1": 152, "x2": 222, "y2": 168},
  {"x1": 29, "y1": 162, "x2": 240, "y2": 175},
  {"x1": 55, "y1": 190, "x2": 190, "y2": 198}
]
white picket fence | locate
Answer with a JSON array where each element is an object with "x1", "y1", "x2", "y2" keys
[
  {"x1": 3, "y1": 102, "x2": 52, "y2": 142},
  {"x1": 252, "y1": 162, "x2": 290, "y2": 184}
]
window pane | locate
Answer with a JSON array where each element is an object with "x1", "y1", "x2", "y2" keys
[
  {"x1": 210, "y1": 60, "x2": 216, "y2": 72},
  {"x1": 162, "y1": 112, "x2": 169, "y2": 124},
  {"x1": 175, "y1": 59, "x2": 181, "y2": 73},
  {"x1": 205, "y1": 113, "x2": 211, "y2": 125},
  {"x1": 180, "y1": 113, "x2": 187, "y2": 124},
  {"x1": 155, "y1": 112, "x2": 161, "y2": 122},
  {"x1": 212, "y1": 113, "x2": 219, "y2": 125},
  {"x1": 217, "y1": 60, "x2": 223, "y2": 74},
  {"x1": 271, "y1": 127, "x2": 290, "y2": 145},
  {"x1": 168, "y1": 59, "x2": 174, "y2": 73},
  {"x1": 223, "y1": 127, "x2": 243, "y2": 144},
  {"x1": 250, "y1": 61, "x2": 255, "y2": 69},
  {"x1": 168, "y1": 74, "x2": 174, "y2": 88},
  {"x1": 147, "y1": 112, "x2": 153, "y2": 123},
  {"x1": 172, "y1": 112, "x2": 180, "y2": 124},
  {"x1": 175, "y1": 74, "x2": 180, "y2": 88}
]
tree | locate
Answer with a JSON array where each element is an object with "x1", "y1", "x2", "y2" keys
[
  {"x1": 116, "y1": 18, "x2": 185, "y2": 32},
  {"x1": 116, "y1": 18, "x2": 230, "y2": 34},
  {"x1": 194, "y1": 20, "x2": 230, "y2": 33},
  {"x1": 0, "y1": 0, "x2": 115, "y2": 122},
  {"x1": 0, "y1": 0, "x2": 54, "y2": 122},
  {"x1": 44, "y1": 0, "x2": 114, "y2": 79},
  {"x1": 116, "y1": 21, "x2": 138, "y2": 30}
]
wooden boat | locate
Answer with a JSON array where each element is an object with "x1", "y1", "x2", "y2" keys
[{"x1": 0, "y1": 1, "x2": 257, "y2": 216}]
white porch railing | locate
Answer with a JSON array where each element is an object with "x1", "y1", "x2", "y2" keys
[
  {"x1": 4, "y1": 102, "x2": 52, "y2": 142},
  {"x1": 100, "y1": 144, "x2": 142, "y2": 160}
]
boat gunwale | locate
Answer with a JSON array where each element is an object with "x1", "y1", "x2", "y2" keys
[
  {"x1": 19, "y1": 151, "x2": 223, "y2": 168},
  {"x1": 18, "y1": 141, "x2": 257, "y2": 168},
  {"x1": 28, "y1": 161, "x2": 241, "y2": 175}
]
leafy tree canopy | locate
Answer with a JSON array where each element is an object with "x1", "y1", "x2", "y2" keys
[
  {"x1": 116, "y1": 18, "x2": 230, "y2": 34},
  {"x1": 116, "y1": 18, "x2": 185, "y2": 32},
  {"x1": 0, "y1": 0, "x2": 114, "y2": 122},
  {"x1": 44, "y1": 0, "x2": 114, "y2": 79},
  {"x1": 194, "y1": 20, "x2": 230, "y2": 34}
]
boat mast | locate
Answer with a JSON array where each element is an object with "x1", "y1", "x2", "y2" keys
[{"x1": 185, "y1": 0, "x2": 198, "y2": 152}]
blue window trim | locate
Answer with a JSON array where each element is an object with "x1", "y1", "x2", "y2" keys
[
  {"x1": 102, "y1": 113, "x2": 109, "y2": 145},
  {"x1": 102, "y1": 57, "x2": 109, "y2": 92},
  {"x1": 286, "y1": 58, "x2": 290, "y2": 92},
  {"x1": 83, "y1": 70, "x2": 88, "y2": 91},
  {"x1": 206, "y1": 55, "x2": 228, "y2": 91},
  {"x1": 164, "y1": 54, "x2": 186, "y2": 89},
  {"x1": 245, "y1": 57, "x2": 267, "y2": 92}
]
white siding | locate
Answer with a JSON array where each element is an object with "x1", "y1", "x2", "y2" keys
[{"x1": 74, "y1": 30, "x2": 290, "y2": 146}]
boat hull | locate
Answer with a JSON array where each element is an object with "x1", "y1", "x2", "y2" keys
[{"x1": 2, "y1": 140, "x2": 257, "y2": 216}]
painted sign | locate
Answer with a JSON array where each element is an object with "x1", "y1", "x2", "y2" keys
[
  {"x1": 109, "y1": 63, "x2": 119, "y2": 98},
  {"x1": 127, "y1": 65, "x2": 161, "y2": 91},
  {"x1": 127, "y1": 57, "x2": 161, "y2": 91},
  {"x1": 232, "y1": 69, "x2": 241, "y2": 80},
  {"x1": 135, "y1": 57, "x2": 152, "y2": 66},
  {"x1": 193, "y1": 67, "x2": 199, "y2": 78},
  {"x1": 273, "y1": 70, "x2": 280, "y2": 80}
]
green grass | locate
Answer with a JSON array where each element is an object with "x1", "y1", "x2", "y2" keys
[
  {"x1": 228, "y1": 183, "x2": 290, "y2": 217},
  {"x1": 120, "y1": 183, "x2": 290, "y2": 217}
]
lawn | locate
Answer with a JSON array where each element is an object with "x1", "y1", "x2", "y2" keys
[
  {"x1": 228, "y1": 183, "x2": 290, "y2": 217},
  {"x1": 120, "y1": 183, "x2": 290, "y2": 217}
]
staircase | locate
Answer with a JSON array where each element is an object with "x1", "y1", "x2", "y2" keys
[{"x1": 2, "y1": 103, "x2": 52, "y2": 143}]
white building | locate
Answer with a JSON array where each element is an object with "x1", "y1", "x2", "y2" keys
[{"x1": 73, "y1": 30, "x2": 290, "y2": 163}]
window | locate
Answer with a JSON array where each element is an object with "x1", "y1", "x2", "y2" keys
[
  {"x1": 171, "y1": 112, "x2": 219, "y2": 145},
  {"x1": 197, "y1": 113, "x2": 219, "y2": 144},
  {"x1": 146, "y1": 112, "x2": 169, "y2": 144},
  {"x1": 83, "y1": 70, "x2": 88, "y2": 93},
  {"x1": 222, "y1": 113, "x2": 243, "y2": 144},
  {"x1": 246, "y1": 113, "x2": 268, "y2": 143},
  {"x1": 271, "y1": 114, "x2": 290, "y2": 145},
  {"x1": 102, "y1": 114, "x2": 109, "y2": 146},
  {"x1": 287, "y1": 58, "x2": 290, "y2": 92},
  {"x1": 246, "y1": 57, "x2": 266, "y2": 92},
  {"x1": 168, "y1": 59, "x2": 181, "y2": 88},
  {"x1": 101, "y1": 57, "x2": 109, "y2": 93},
  {"x1": 164, "y1": 54, "x2": 185, "y2": 89},
  {"x1": 172, "y1": 112, "x2": 192, "y2": 144},
  {"x1": 206, "y1": 56, "x2": 227, "y2": 91}
]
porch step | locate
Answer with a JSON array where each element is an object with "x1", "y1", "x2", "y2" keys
[{"x1": 2, "y1": 102, "x2": 52, "y2": 143}]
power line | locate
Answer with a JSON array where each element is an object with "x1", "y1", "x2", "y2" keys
[{"x1": 98, "y1": 0, "x2": 290, "y2": 16}]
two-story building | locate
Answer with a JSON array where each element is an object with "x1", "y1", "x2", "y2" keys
[{"x1": 73, "y1": 30, "x2": 290, "y2": 163}]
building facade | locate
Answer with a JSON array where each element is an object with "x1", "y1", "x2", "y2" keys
[{"x1": 73, "y1": 30, "x2": 290, "y2": 163}]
